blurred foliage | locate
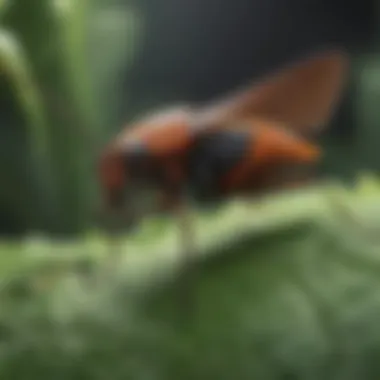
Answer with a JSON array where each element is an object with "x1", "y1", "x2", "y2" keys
[
  {"x1": 0, "y1": 179, "x2": 378, "y2": 378},
  {"x1": 0, "y1": 0, "x2": 142, "y2": 236}
]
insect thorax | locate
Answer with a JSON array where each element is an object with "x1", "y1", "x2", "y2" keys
[{"x1": 186, "y1": 129, "x2": 251, "y2": 202}]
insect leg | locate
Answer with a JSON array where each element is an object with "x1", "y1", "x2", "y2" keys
[
  {"x1": 161, "y1": 171, "x2": 198, "y2": 322},
  {"x1": 175, "y1": 196, "x2": 198, "y2": 323}
]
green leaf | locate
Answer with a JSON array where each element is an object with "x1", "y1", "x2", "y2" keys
[
  {"x1": 86, "y1": 2, "x2": 144, "y2": 129},
  {"x1": 0, "y1": 0, "x2": 9, "y2": 17},
  {"x1": 0, "y1": 29, "x2": 49, "y2": 161},
  {"x1": 2, "y1": 182, "x2": 380, "y2": 378},
  {"x1": 0, "y1": 28, "x2": 57, "y2": 229},
  {"x1": 51, "y1": 0, "x2": 100, "y2": 138}
]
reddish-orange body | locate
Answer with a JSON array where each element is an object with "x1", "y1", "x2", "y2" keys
[{"x1": 99, "y1": 112, "x2": 320, "y2": 211}]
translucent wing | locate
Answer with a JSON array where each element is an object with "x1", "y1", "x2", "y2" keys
[{"x1": 199, "y1": 48, "x2": 350, "y2": 134}]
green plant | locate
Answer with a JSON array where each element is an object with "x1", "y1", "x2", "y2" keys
[
  {"x1": 0, "y1": 182, "x2": 380, "y2": 379},
  {"x1": 0, "y1": 0, "x2": 142, "y2": 236}
]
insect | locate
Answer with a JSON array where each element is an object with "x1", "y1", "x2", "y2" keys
[{"x1": 98, "y1": 48, "x2": 349, "y2": 278}]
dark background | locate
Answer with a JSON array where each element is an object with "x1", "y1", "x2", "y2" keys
[{"x1": 126, "y1": 0, "x2": 376, "y2": 117}]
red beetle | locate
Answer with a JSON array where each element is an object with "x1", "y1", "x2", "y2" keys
[{"x1": 98, "y1": 48, "x2": 349, "y2": 270}]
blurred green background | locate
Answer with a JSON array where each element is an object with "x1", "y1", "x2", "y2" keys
[
  {"x1": 2, "y1": 0, "x2": 380, "y2": 379},
  {"x1": 0, "y1": 0, "x2": 143, "y2": 236}
]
